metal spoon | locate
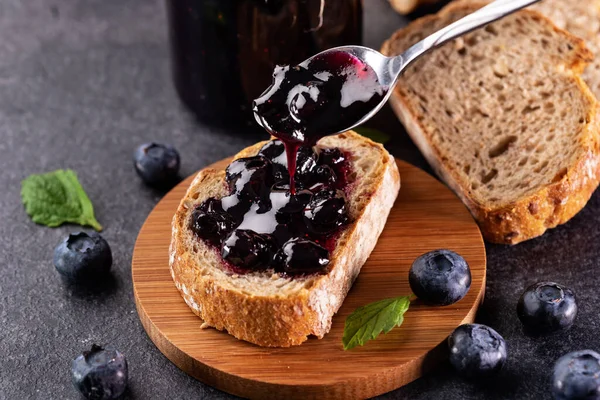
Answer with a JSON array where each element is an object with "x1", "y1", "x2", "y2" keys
[{"x1": 254, "y1": 0, "x2": 541, "y2": 135}]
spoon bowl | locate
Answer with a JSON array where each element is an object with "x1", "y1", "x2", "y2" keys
[{"x1": 254, "y1": 0, "x2": 541, "y2": 137}]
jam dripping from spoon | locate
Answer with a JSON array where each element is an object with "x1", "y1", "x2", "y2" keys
[{"x1": 253, "y1": 50, "x2": 387, "y2": 193}]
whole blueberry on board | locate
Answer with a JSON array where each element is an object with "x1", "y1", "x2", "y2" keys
[
  {"x1": 552, "y1": 350, "x2": 600, "y2": 400},
  {"x1": 448, "y1": 324, "x2": 507, "y2": 378},
  {"x1": 72, "y1": 344, "x2": 128, "y2": 400},
  {"x1": 133, "y1": 142, "x2": 180, "y2": 186},
  {"x1": 409, "y1": 249, "x2": 471, "y2": 306},
  {"x1": 53, "y1": 232, "x2": 112, "y2": 281},
  {"x1": 517, "y1": 282, "x2": 577, "y2": 334}
]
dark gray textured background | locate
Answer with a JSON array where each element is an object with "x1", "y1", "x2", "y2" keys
[{"x1": 2, "y1": 0, "x2": 599, "y2": 399}]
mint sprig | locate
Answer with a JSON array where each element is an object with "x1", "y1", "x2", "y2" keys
[
  {"x1": 21, "y1": 169, "x2": 102, "y2": 231},
  {"x1": 354, "y1": 127, "x2": 391, "y2": 144},
  {"x1": 342, "y1": 296, "x2": 410, "y2": 350}
]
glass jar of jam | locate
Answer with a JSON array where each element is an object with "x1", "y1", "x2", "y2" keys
[{"x1": 166, "y1": 0, "x2": 363, "y2": 128}]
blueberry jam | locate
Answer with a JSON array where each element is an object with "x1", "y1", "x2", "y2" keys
[
  {"x1": 253, "y1": 50, "x2": 386, "y2": 192},
  {"x1": 190, "y1": 140, "x2": 352, "y2": 276},
  {"x1": 253, "y1": 50, "x2": 387, "y2": 144}
]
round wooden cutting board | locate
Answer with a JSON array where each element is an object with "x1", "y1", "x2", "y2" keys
[{"x1": 132, "y1": 158, "x2": 486, "y2": 400}]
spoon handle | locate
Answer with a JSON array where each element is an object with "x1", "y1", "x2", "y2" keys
[{"x1": 393, "y1": 0, "x2": 541, "y2": 76}]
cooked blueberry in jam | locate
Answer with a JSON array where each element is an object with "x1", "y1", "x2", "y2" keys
[
  {"x1": 275, "y1": 238, "x2": 330, "y2": 276},
  {"x1": 221, "y1": 230, "x2": 274, "y2": 270},
  {"x1": 226, "y1": 156, "x2": 273, "y2": 197},
  {"x1": 294, "y1": 147, "x2": 319, "y2": 184},
  {"x1": 318, "y1": 148, "x2": 346, "y2": 167},
  {"x1": 304, "y1": 189, "x2": 348, "y2": 235},
  {"x1": 190, "y1": 198, "x2": 236, "y2": 245},
  {"x1": 253, "y1": 50, "x2": 387, "y2": 145},
  {"x1": 308, "y1": 165, "x2": 337, "y2": 191},
  {"x1": 258, "y1": 140, "x2": 286, "y2": 160},
  {"x1": 222, "y1": 155, "x2": 274, "y2": 215},
  {"x1": 271, "y1": 184, "x2": 313, "y2": 215},
  {"x1": 191, "y1": 140, "x2": 352, "y2": 276},
  {"x1": 257, "y1": 140, "x2": 319, "y2": 189},
  {"x1": 253, "y1": 50, "x2": 371, "y2": 201}
]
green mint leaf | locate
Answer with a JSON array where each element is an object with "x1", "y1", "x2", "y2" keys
[
  {"x1": 354, "y1": 127, "x2": 391, "y2": 144},
  {"x1": 342, "y1": 296, "x2": 410, "y2": 350},
  {"x1": 21, "y1": 169, "x2": 102, "y2": 231}
]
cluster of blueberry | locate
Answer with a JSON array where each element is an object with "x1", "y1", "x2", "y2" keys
[
  {"x1": 190, "y1": 139, "x2": 351, "y2": 276},
  {"x1": 50, "y1": 142, "x2": 184, "y2": 400},
  {"x1": 53, "y1": 232, "x2": 127, "y2": 399},
  {"x1": 413, "y1": 250, "x2": 594, "y2": 399}
]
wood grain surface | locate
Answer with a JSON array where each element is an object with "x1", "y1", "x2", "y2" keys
[{"x1": 132, "y1": 158, "x2": 486, "y2": 400}]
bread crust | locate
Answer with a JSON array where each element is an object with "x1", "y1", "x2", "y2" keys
[
  {"x1": 169, "y1": 131, "x2": 400, "y2": 346},
  {"x1": 381, "y1": 3, "x2": 600, "y2": 244}
]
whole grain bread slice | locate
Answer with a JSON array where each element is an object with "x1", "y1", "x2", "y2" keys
[
  {"x1": 169, "y1": 131, "x2": 400, "y2": 347},
  {"x1": 459, "y1": 0, "x2": 600, "y2": 99},
  {"x1": 381, "y1": 3, "x2": 600, "y2": 244},
  {"x1": 388, "y1": 0, "x2": 600, "y2": 100}
]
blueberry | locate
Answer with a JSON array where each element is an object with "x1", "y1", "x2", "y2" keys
[
  {"x1": 409, "y1": 249, "x2": 471, "y2": 306},
  {"x1": 258, "y1": 140, "x2": 288, "y2": 182},
  {"x1": 553, "y1": 350, "x2": 600, "y2": 400},
  {"x1": 225, "y1": 156, "x2": 272, "y2": 187},
  {"x1": 288, "y1": 81, "x2": 326, "y2": 121},
  {"x1": 72, "y1": 344, "x2": 128, "y2": 400},
  {"x1": 190, "y1": 199, "x2": 236, "y2": 245},
  {"x1": 318, "y1": 148, "x2": 346, "y2": 167},
  {"x1": 133, "y1": 143, "x2": 180, "y2": 186},
  {"x1": 258, "y1": 140, "x2": 286, "y2": 160},
  {"x1": 272, "y1": 185, "x2": 313, "y2": 215},
  {"x1": 221, "y1": 230, "x2": 274, "y2": 270},
  {"x1": 448, "y1": 324, "x2": 507, "y2": 378},
  {"x1": 225, "y1": 156, "x2": 273, "y2": 208},
  {"x1": 308, "y1": 165, "x2": 337, "y2": 191},
  {"x1": 294, "y1": 146, "x2": 319, "y2": 185},
  {"x1": 303, "y1": 189, "x2": 348, "y2": 234},
  {"x1": 53, "y1": 232, "x2": 112, "y2": 281},
  {"x1": 517, "y1": 282, "x2": 577, "y2": 334},
  {"x1": 257, "y1": 140, "x2": 318, "y2": 187},
  {"x1": 275, "y1": 238, "x2": 330, "y2": 275}
]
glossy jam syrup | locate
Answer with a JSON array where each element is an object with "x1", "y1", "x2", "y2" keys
[
  {"x1": 189, "y1": 140, "x2": 352, "y2": 276},
  {"x1": 253, "y1": 50, "x2": 387, "y2": 191}
]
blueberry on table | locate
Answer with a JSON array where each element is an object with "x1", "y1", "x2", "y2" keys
[
  {"x1": 517, "y1": 282, "x2": 577, "y2": 334},
  {"x1": 53, "y1": 232, "x2": 112, "y2": 281},
  {"x1": 552, "y1": 350, "x2": 600, "y2": 400},
  {"x1": 72, "y1": 344, "x2": 128, "y2": 400},
  {"x1": 448, "y1": 324, "x2": 507, "y2": 378},
  {"x1": 133, "y1": 142, "x2": 180, "y2": 186},
  {"x1": 409, "y1": 249, "x2": 471, "y2": 306}
]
